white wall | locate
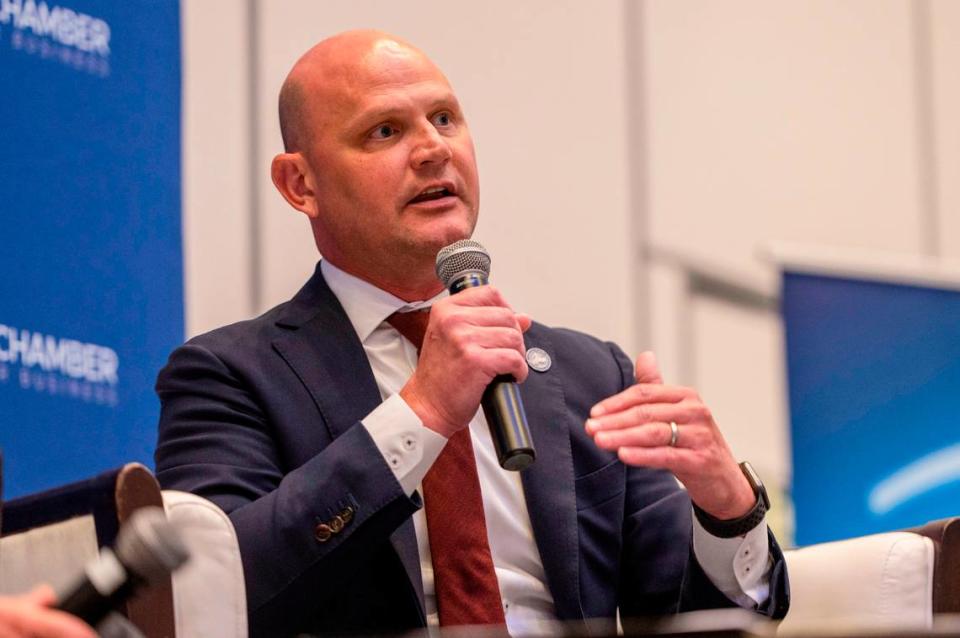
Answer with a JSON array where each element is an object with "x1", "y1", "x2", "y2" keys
[
  {"x1": 643, "y1": 1, "x2": 927, "y2": 277},
  {"x1": 180, "y1": 0, "x2": 252, "y2": 338},
  {"x1": 931, "y1": 0, "x2": 960, "y2": 258}
]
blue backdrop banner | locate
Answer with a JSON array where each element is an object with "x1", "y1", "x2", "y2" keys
[
  {"x1": 0, "y1": 0, "x2": 182, "y2": 498},
  {"x1": 785, "y1": 272, "x2": 960, "y2": 545}
]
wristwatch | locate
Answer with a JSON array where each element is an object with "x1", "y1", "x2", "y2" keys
[{"x1": 693, "y1": 461, "x2": 770, "y2": 538}]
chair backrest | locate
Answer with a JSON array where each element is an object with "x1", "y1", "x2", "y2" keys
[
  {"x1": 0, "y1": 463, "x2": 176, "y2": 638},
  {"x1": 909, "y1": 517, "x2": 960, "y2": 614},
  {"x1": 0, "y1": 449, "x2": 4, "y2": 533}
]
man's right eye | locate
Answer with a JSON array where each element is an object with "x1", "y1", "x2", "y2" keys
[{"x1": 370, "y1": 124, "x2": 398, "y2": 140}]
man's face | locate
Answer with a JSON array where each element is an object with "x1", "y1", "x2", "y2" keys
[{"x1": 300, "y1": 41, "x2": 480, "y2": 279}]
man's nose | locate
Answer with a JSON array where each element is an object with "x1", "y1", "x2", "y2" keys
[{"x1": 410, "y1": 122, "x2": 453, "y2": 168}]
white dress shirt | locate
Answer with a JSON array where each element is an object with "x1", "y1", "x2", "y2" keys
[{"x1": 320, "y1": 260, "x2": 771, "y2": 632}]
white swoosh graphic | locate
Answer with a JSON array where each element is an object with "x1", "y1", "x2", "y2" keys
[{"x1": 868, "y1": 442, "x2": 960, "y2": 515}]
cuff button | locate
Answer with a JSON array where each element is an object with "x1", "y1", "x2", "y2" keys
[
  {"x1": 314, "y1": 523, "x2": 333, "y2": 543},
  {"x1": 340, "y1": 506, "x2": 354, "y2": 524}
]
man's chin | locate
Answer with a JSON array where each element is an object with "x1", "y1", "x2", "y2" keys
[
  {"x1": 405, "y1": 235, "x2": 468, "y2": 264},
  {"x1": 408, "y1": 218, "x2": 476, "y2": 253}
]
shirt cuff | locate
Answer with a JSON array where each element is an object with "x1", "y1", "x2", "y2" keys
[
  {"x1": 362, "y1": 393, "x2": 448, "y2": 496},
  {"x1": 691, "y1": 510, "x2": 771, "y2": 607}
]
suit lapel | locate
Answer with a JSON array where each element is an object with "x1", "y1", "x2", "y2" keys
[
  {"x1": 272, "y1": 299, "x2": 380, "y2": 441},
  {"x1": 519, "y1": 327, "x2": 584, "y2": 621},
  {"x1": 270, "y1": 264, "x2": 426, "y2": 619}
]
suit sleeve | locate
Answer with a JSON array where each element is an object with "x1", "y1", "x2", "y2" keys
[
  {"x1": 154, "y1": 341, "x2": 421, "y2": 633},
  {"x1": 602, "y1": 343, "x2": 790, "y2": 620}
]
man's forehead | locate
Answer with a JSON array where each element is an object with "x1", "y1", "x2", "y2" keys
[
  {"x1": 314, "y1": 52, "x2": 455, "y2": 125},
  {"x1": 294, "y1": 33, "x2": 446, "y2": 92}
]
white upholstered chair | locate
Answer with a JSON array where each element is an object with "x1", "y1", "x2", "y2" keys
[
  {"x1": 778, "y1": 518, "x2": 960, "y2": 634},
  {"x1": 0, "y1": 463, "x2": 246, "y2": 638}
]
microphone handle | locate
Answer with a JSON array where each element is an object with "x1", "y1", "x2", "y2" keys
[
  {"x1": 59, "y1": 578, "x2": 135, "y2": 626},
  {"x1": 448, "y1": 272, "x2": 536, "y2": 471},
  {"x1": 57, "y1": 546, "x2": 146, "y2": 627},
  {"x1": 482, "y1": 377, "x2": 535, "y2": 470}
]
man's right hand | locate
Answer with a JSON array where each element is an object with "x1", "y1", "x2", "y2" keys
[{"x1": 400, "y1": 285, "x2": 531, "y2": 438}]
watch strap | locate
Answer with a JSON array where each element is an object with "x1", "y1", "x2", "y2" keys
[
  {"x1": 693, "y1": 497, "x2": 767, "y2": 538},
  {"x1": 692, "y1": 462, "x2": 769, "y2": 538}
]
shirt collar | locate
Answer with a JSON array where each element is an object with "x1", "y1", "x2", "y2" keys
[{"x1": 320, "y1": 260, "x2": 447, "y2": 343}]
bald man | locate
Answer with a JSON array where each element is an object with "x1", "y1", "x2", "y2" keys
[{"x1": 155, "y1": 31, "x2": 788, "y2": 637}]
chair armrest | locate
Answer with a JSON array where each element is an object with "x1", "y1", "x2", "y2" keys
[
  {"x1": 162, "y1": 490, "x2": 247, "y2": 638},
  {"x1": 778, "y1": 532, "x2": 934, "y2": 634}
]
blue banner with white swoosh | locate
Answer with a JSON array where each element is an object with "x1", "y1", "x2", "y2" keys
[
  {"x1": 0, "y1": 0, "x2": 182, "y2": 497},
  {"x1": 784, "y1": 272, "x2": 960, "y2": 545}
]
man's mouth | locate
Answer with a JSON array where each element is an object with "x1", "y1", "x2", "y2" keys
[{"x1": 408, "y1": 186, "x2": 455, "y2": 205}]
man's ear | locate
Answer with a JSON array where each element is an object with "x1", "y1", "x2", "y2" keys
[{"x1": 271, "y1": 152, "x2": 320, "y2": 219}]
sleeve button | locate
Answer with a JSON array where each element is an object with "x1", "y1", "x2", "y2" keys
[
  {"x1": 329, "y1": 515, "x2": 345, "y2": 533},
  {"x1": 340, "y1": 506, "x2": 354, "y2": 524},
  {"x1": 314, "y1": 523, "x2": 333, "y2": 543}
]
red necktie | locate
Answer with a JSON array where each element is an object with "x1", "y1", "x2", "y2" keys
[{"x1": 387, "y1": 310, "x2": 507, "y2": 627}]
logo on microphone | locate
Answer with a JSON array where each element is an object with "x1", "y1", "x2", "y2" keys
[
  {"x1": 0, "y1": 322, "x2": 120, "y2": 406},
  {"x1": 0, "y1": 0, "x2": 112, "y2": 77}
]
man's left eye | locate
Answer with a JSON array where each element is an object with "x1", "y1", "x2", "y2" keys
[
  {"x1": 432, "y1": 112, "x2": 452, "y2": 127},
  {"x1": 370, "y1": 124, "x2": 397, "y2": 140}
]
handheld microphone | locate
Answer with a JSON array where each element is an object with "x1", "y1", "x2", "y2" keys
[
  {"x1": 56, "y1": 506, "x2": 189, "y2": 627},
  {"x1": 435, "y1": 239, "x2": 536, "y2": 471}
]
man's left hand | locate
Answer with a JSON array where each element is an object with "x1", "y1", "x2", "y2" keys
[{"x1": 585, "y1": 352, "x2": 755, "y2": 521}]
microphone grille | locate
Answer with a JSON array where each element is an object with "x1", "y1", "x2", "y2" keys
[
  {"x1": 435, "y1": 239, "x2": 491, "y2": 287},
  {"x1": 114, "y1": 507, "x2": 189, "y2": 583}
]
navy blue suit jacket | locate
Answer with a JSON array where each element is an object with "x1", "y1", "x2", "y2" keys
[{"x1": 155, "y1": 264, "x2": 788, "y2": 637}]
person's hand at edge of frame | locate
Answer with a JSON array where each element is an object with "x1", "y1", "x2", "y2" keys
[{"x1": 0, "y1": 584, "x2": 97, "y2": 638}]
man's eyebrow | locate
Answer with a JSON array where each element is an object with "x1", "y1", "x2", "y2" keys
[{"x1": 345, "y1": 106, "x2": 405, "y2": 131}]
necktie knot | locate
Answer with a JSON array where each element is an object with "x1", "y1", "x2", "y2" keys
[{"x1": 387, "y1": 310, "x2": 430, "y2": 351}]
